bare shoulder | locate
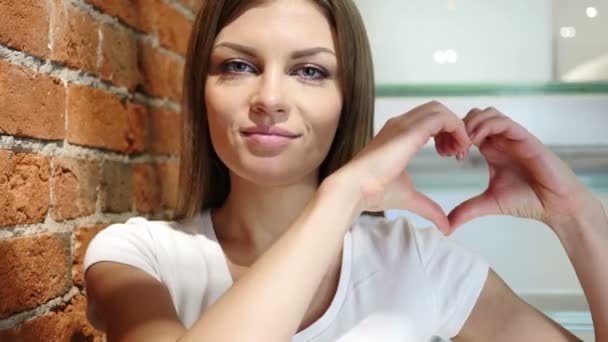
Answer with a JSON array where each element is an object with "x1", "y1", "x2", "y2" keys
[
  {"x1": 86, "y1": 261, "x2": 186, "y2": 342},
  {"x1": 454, "y1": 268, "x2": 581, "y2": 341}
]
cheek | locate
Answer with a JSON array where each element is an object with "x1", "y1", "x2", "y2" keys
[
  {"x1": 205, "y1": 84, "x2": 235, "y2": 156},
  {"x1": 311, "y1": 96, "x2": 342, "y2": 144},
  {"x1": 204, "y1": 77, "x2": 250, "y2": 132}
]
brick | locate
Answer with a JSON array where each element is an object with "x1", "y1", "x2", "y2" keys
[
  {"x1": 0, "y1": 151, "x2": 50, "y2": 228},
  {"x1": 157, "y1": 2, "x2": 193, "y2": 55},
  {"x1": 100, "y1": 161, "x2": 133, "y2": 213},
  {"x1": 0, "y1": 233, "x2": 70, "y2": 319},
  {"x1": 133, "y1": 162, "x2": 178, "y2": 213},
  {"x1": 133, "y1": 164, "x2": 162, "y2": 214},
  {"x1": 0, "y1": 0, "x2": 50, "y2": 58},
  {"x1": 84, "y1": 0, "x2": 137, "y2": 28},
  {"x1": 0, "y1": 60, "x2": 66, "y2": 141},
  {"x1": 51, "y1": 0, "x2": 99, "y2": 74},
  {"x1": 0, "y1": 295, "x2": 103, "y2": 342},
  {"x1": 148, "y1": 108, "x2": 181, "y2": 155},
  {"x1": 138, "y1": 42, "x2": 184, "y2": 101},
  {"x1": 51, "y1": 157, "x2": 100, "y2": 221},
  {"x1": 131, "y1": 0, "x2": 158, "y2": 33},
  {"x1": 73, "y1": 224, "x2": 106, "y2": 287},
  {"x1": 159, "y1": 161, "x2": 179, "y2": 210},
  {"x1": 66, "y1": 85, "x2": 146, "y2": 154},
  {"x1": 100, "y1": 23, "x2": 141, "y2": 90},
  {"x1": 84, "y1": 0, "x2": 156, "y2": 33}
]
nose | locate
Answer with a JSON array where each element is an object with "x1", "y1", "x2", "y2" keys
[{"x1": 249, "y1": 67, "x2": 291, "y2": 121}]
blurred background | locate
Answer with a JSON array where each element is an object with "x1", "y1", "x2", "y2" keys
[
  {"x1": 0, "y1": 0, "x2": 606, "y2": 341},
  {"x1": 353, "y1": 0, "x2": 608, "y2": 340},
  {"x1": 356, "y1": 0, "x2": 608, "y2": 83}
]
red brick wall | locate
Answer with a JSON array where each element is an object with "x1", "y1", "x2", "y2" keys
[{"x1": 0, "y1": 0, "x2": 201, "y2": 340}]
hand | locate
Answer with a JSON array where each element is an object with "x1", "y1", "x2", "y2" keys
[
  {"x1": 447, "y1": 107, "x2": 597, "y2": 233},
  {"x1": 330, "y1": 101, "x2": 472, "y2": 234}
]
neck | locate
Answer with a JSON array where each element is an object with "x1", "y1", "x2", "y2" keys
[{"x1": 211, "y1": 170, "x2": 319, "y2": 256}]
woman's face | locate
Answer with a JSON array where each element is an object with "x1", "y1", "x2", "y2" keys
[{"x1": 205, "y1": 0, "x2": 342, "y2": 187}]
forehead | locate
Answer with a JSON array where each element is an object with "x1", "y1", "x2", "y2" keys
[{"x1": 215, "y1": 0, "x2": 336, "y2": 51}]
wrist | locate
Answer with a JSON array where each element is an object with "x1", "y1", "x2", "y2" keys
[
  {"x1": 320, "y1": 172, "x2": 365, "y2": 217},
  {"x1": 552, "y1": 195, "x2": 608, "y2": 245}
]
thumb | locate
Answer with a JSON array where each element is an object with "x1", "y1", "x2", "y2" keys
[
  {"x1": 447, "y1": 190, "x2": 500, "y2": 231},
  {"x1": 406, "y1": 191, "x2": 450, "y2": 235}
]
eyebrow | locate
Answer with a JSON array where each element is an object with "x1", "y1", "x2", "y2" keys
[{"x1": 214, "y1": 42, "x2": 336, "y2": 59}]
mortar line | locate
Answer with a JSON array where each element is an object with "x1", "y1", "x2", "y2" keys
[
  {"x1": 0, "y1": 287, "x2": 82, "y2": 330},
  {"x1": 0, "y1": 44, "x2": 181, "y2": 112}
]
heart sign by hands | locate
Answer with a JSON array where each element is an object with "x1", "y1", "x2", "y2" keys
[{"x1": 443, "y1": 107, "x2": 597, "y2": 234}]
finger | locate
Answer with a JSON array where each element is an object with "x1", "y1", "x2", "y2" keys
[
  {"x1": 447, "y1": 190, "x2": 501, "y2": 231},
  {"x1": 448, "y1": 135, "x2": 460, "y2": 157},
  {"x1": 435, "y1": 133, "x2": 454, "y2": 157},
  {"x1": 464, "y1": 107, "x2": 503, "y2": 136},
  {"x1": 463, "y1": 107, "x2": 483, "y2": 118},
  {"x1": 434, "y1": 134, "x2": 447, "y2": 156},
  {"x1": 401, "y1": 115, "x2": 470, "y2": 163},
  {"x1": 398, "y1": 101, "x2": 471, "y2": 163},
  {"x1": 444, "y1": 118, "x2": 472, "y2": 153},
  {"x1": 407, "y1": 191, "x2": 451, "y2": 235},
  {"x1": 462, "y1": 107, "x2": 483, "y2": 129},
  {"x1": 469, "y1": 116, "x2": 528, "y2": 146},
  {"x1": 419, "y1": 105, "x2": 472, "y2": 153},
  {"x1": 462, "y1": 107, "x2": 484, "y2": 135},
  {"x1": 441, "y1": 135, "x2": 454, "y2": 156},
  {"x1": 442, "y1": 131, "x2": 469, "y2": 159}
]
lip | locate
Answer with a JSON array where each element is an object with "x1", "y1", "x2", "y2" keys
[
  {"x1": 240, "y1": 127, "x2": 300, "y2": 151},
  {"x1": 241, "y1": 126, "x2": 300, "y2": 138}
]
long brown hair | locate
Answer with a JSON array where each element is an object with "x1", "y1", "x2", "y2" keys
[{"x1": 174, "y1": 0, "x2": 382, "y2": 220}]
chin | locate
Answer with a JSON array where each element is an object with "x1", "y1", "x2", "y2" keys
[{"x1": 234, "y1": 154, "x2": 319, "y2": 187}]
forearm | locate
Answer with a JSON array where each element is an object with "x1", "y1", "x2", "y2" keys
[
  {"x1": 553, "y1": 197, "x2": 608, "y2": 340},
  {"x1": 179, "y1": 176, "x2": 362, "y2": 342}
]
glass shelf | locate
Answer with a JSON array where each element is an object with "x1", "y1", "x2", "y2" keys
[
  {"x1": 376, "y1": 82, "x2": 608, "y2": 97},
  {"x1": 410, "y1": 171, "x2": 608, "y2": 193},
  {"x1": 409, "y1": 146, "x2": 608, "y2": 193}
]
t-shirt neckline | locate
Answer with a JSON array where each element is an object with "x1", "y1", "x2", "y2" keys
[{"x1": 201, "y1": 209, "x2": 353, "y2": 341}]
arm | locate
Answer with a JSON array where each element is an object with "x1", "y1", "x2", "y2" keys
[
  {"x1": 181, "y1": 179, "x2": 362, "y2": 341},
  {"x1": 553, "y1": 199, "x2": 608, "y2": 340},
  {"x1": 454, "y1": 269, "x2": 582, "y2": 341},
  {"x1": 454, "y1": 202, "x2": 607, "y2": 342},
  {"x1": 87, "y1": 179, "x2": 363, "y2": 342},
  {"x1": 445, "y1": 107, "x2": 607, "y2": 341}
]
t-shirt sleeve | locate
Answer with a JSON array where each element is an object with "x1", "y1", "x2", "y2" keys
[
  {"x1": 83, "y1": 217, "x2": 161, "y2": 281},
  {"x1": 83, "y1": 216, "x2": 161, "y2": 330},
  {"x1": 410, "y1": 222, "x2": 489, "y2": 339}
]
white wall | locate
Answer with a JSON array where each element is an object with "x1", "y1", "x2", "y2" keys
[
  {"x1": 354, "y1": 0, "x2": 553, "y2": 83},
  {"x1": 554, "y1": 0, "x2": 608, "y2": 79}
]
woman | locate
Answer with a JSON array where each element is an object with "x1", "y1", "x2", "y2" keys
[{"x1": 84, "y1": 0, "x2": 608, "y2": 341}]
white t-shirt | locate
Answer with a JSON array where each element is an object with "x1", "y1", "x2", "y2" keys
[{"x1": 84, "y1": 210, "x2": 489, "y2": 341}]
